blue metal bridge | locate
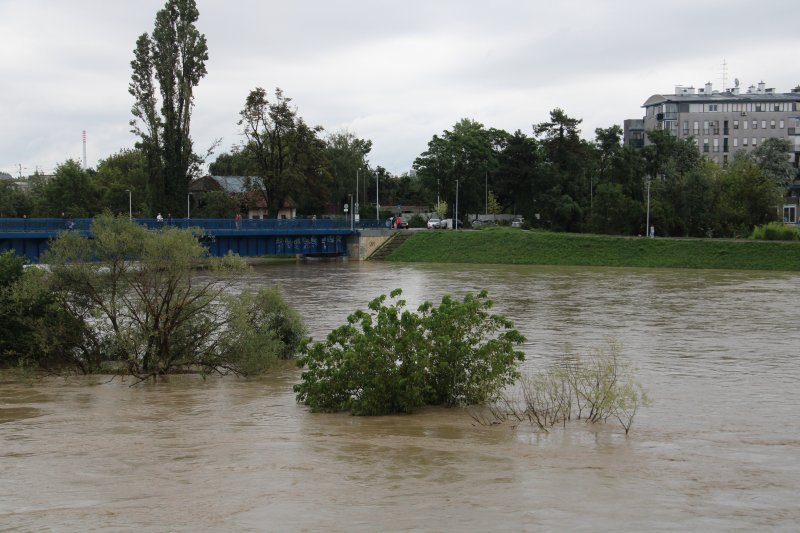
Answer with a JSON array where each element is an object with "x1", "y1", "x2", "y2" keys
[{"x1": 0, "y1": 217, "x2": 383, "y2": 263}]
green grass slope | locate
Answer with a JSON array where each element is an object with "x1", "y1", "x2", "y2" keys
[{"x1": 387, "y1": 228, "x2": 800, "y2": 271}]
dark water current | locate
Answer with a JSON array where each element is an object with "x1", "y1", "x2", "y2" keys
[{"x1": 1, "y1": 262, "x2": 798, "y2": 531}]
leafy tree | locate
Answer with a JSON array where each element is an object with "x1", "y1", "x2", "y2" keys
[
  {"x1": 487, "y1": 191, "x2": 502, "y2": 218},
  {"x1": 294, "y1": 289, "x2": 525, "y2": 415},
  {"x1": 219, "y1": 286, "x2": 307, "y2": 375},
  {"x1": 0, "y1": 252, "x2": 83, "y2": 370},
  {"x1": 0, "y1": 180, "x2": 32, "y2": 217},
  {"x1": 495, "y1": 130, "x2": 540, "y2": 220},
  {"x1": 208, "y1": 148, "x2": 255, "y2": 176},
  {"x1": 587, "y1": 182, "x2": 642, "y2": 235},
  {"x1": 93, "y1": 149, "x2": 150, "y2": 217},
  {"x1": 325, "y1": 130, "x2": 373, "y2": 208},
  {"x1": 238, "y1": 87, "x2": 333, "y2": 216},
  {"x1": 711, "y1": 158, "x2": 781, "y2": 237},
  {"x1": 749, "y1": 137, "x2": 796, "y2": 187},
  {"x1": 129, "y1": 0, "x2": 209, "y2": 215},
  {"x1": 194, "y1": 190, "x2": 238, "y2": 218},
  {"x1": 414, "y1": 119, "x2": 509, "y2": 219},
  {"x1": 38, "y1": 159, "x2": 98, "y2": 217},
  {"x1": 42, "y1": 214, "x2": 305, "y2": 379},
  {"x1": 533, "y1": 109, "x2": 596, "y2": 230},
  {"x1": 434, "y1": 200, "x2": 448, "y2": 219}
]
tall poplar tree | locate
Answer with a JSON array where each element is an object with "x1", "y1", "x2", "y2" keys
[{"x1": 129, "y1": 0, "x2": 208, "y2": 215}]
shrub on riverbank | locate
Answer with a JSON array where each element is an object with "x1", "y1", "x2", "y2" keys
[
  {"x1": 751, "y1": 222, "x2": 800, "y2": 241},
  {"x1": 294, "y1": 289, "x2": 526, "y2": 415},
  {"x1": 387, "y1": 227, "x2": 800, "y2": 270}
]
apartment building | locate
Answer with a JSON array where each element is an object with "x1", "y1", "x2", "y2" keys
[{"x1": 633, "y1": 81, "x2": 800, "y2": 167}]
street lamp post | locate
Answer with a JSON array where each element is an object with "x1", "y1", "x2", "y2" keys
[
  {"x1": 187, "y1": 193, "x2": 192, "y2": 220},
  {"x1": 455, "y1": 179, "x2": 459, "y2": 230},
  {"x1": 375, "y1": 169, "x2": 380, "y2": 220},
  {"x1": 125, "y1": 189, "x2": 132, "y2": 221},
  {"x1": 645, "y1": 174, "x2": 651, "y2": 237}
]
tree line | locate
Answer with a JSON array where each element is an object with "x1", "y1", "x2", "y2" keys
[{"x1": 2, "y1": 0, "x2": 795, "y2": 238}]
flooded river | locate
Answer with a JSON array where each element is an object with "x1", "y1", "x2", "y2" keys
[{"x1": 2, "y1": 262, "x2": 799, "y2": 531}]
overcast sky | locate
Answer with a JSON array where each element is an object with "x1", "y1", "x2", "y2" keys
[{"x1": 2, "y1": 0, "x2": 798, "y2": 177}]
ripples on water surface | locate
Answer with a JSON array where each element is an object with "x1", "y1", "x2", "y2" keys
[{"x1": 1, "y1": 262, "x2": 798, "y2": 531}]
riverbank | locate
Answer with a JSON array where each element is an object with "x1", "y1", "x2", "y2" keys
[{"x1": 385, "y1": 228, "x2": 800, "y2": 271}]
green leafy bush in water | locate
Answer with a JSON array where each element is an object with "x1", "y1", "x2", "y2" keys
[
  {"x1": 472, "y1": 340, "x2": 649, "y2": 435},
  {"x1": 751, "y1": 221, "x2": 800, "y2": 241},
  {"x1": 294, "y1": 289, "x2": 526, "y2": 415},
  {"x1": 32, "y1": 214, "x2": 305, "y2": 379}
]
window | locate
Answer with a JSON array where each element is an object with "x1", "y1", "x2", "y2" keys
[
  {"x1": 752, "y1": 120, "x2": 758, "y2": 129},
  {"x1": 755, "y1": 104, "x2": 763, "y2": 112},
  {"x1": 682, "y1": 121, "x2": 689, "y2": 135},
  {"x1": 708, "y1": 104, "x2": 718, "y2": 111},
  {"x1": 780, "y1": 120, "x2": 785, "y2": 129},
  {"x1": 703, "y1": 139, "x2": 709, "y2": 153},
  {"x1": 761, "y1": 120, "x2": 767, "y2": 129},
  {"x1": 703, "y1": 121, "x2": 709, "y2": 135},
  {"x1": 752, "y1": 138, "x2": 757, "y2": 146},
  {"x1": 774, "y1": 104, "x2": 781, "y2": 112},
  {"x1": 713, "y1": 139, "x2": 719, "y2": 152},
  {"x1": 733, "y1": 120, "x2": 739, "y2": 129},
  {"x1": 743, "y1": 138, "x2": 749, "y2": 146},
  {"x1": 743, "y1": 120, "x2": 749, "y2": 130},
  {"x1": 693, "y1": 121, "x2": 699, "y2": 135},
  {"x1": 784, "y1": 205, "x2": 797, "y2": 223},
  {"x1": 771, "y1": 120, "x2": 776, "y2": 129},
  {"x1": 733, "y1": 138, "x2": 738, "y2": 147}
]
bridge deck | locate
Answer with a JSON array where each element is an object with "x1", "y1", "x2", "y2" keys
[{"x1": 0, "y1": 218, "x2": 385, "y2": 262}]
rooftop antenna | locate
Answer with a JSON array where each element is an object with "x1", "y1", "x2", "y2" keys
[
  {"x1": 720, "y1": 59, "x2": 728, "y2": 91},
  {"x1": 82, "y1": 130, "x2": 87, "y2": 169}
]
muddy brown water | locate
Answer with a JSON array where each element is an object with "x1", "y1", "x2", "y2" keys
[{"x1": 2, "y1": 262, "x2": 798, "y2": 531}]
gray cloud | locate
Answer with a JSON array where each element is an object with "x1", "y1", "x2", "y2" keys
[{"x1": 2, "y1": 0, "x2": 798, "y2": 176}]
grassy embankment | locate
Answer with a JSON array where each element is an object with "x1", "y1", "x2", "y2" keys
[{"x1": 386, "y1": 228, "x2": 800, "y2": 271}]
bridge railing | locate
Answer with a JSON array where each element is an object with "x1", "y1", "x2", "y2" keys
[{"x1": 0, "y1": 217, "x2": 388, "y2": 233}]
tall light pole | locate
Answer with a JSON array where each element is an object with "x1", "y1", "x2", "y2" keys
[
  {"x1": 375, "y1": 169, "x2": 380, "y2": 219},
  {"x1": 187, "y1": 193, "x2": 192, "y2": 220},
  {"x1": 645, "y1": 175, "x2": 651, "y2": 237},
  {"x1": 125, "y1": 189, "x2": 132, "y2": 221},
  {"x1": 355, "y1": 169, "x2": 359, "y2": 223},
  {"x1": 455, "y1": 179, "x2": 459, "y2": 230}
]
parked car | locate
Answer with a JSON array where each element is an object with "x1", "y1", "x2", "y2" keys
[
  {"x1": 427, "y1": 217, "x2": 441, "y2": 229},
  {"x1": 440, "y1": 218, "x2": 463, "y2": 229},
  {"x1": 471, "y1": 218, "x2": 496, "y2": 228},
  {"x1": 511, "y1": 216, "x2": 525, "y2": 228},
  {"x1": 397, "y1": 216, "x2": 409, "y2": 229}
]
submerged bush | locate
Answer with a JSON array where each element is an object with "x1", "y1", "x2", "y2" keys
[
  {"x1": 11, "y1": 214, "x2": 308, "y2": 379},
  {"x1": 294, "y1": 289, "x2": 525, "y2": 415},
  {"x1": 472, "y1": 340, "x2": 649, "y2": 435}
]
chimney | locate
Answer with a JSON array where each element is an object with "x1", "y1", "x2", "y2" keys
[{"x1": 705, "y1": 81, "x2": 713, "y2": 94}]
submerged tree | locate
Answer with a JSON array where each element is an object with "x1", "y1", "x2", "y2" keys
[
  {"x1": 42, "y1": 214, "x2": 306, "y2": 379},
  {"x1": 129, "y1": 0, "x2": 209, "y2": 215},
  {"x1": 294, "y1": 289, "x2": 525, "y2": 415}
]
